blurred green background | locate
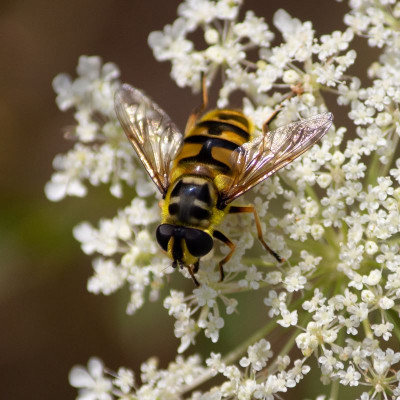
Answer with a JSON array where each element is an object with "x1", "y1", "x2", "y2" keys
[{"x1": 1, "y1": 0, "x2": 365, "y2": 398}]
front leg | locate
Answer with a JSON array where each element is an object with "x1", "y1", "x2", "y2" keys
[
  {"x1": 174, "y1": 260, "x2": 200, "y2": 286},
  {"x1": 229, "y1": 205, "x2": 283, "y2": 263},
  {"x1": 262, "y1": 84, "x2": 303, "y2": 134},
  {"x1": 187, "y1": 263, "x2": 200, "y2": 287},
  {"x1": 184, "y1": 72, "x2": 209, "y2": 133}
]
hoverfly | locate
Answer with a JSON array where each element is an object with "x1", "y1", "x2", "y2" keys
[{"x1": 115, "y1": 77, "x2": 333, "y2": 286}]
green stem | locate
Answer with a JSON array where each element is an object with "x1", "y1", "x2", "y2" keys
[
  {"x1": 361, "y1": 258, "x2": 380, "y2": 269},
  {"x1": 323, "y1": 227, "x2": 341, "y2": 253},
  {"x1": 329, "y1": 379, "x2": 340, "y2": 400},
  {"x1": 386, "y1": 310, "x2": 400, "y2": 341},
  {"x1": 362, "y1": 318, "x2": 373, "y2": 339},
  {"x1": 366, "y1": 152, "x2": 381, "y2": 186},
  {"x1": 223, "y1": 318, "x2": 279, "y2": 365},
  {"x1": 304, "y1": 184, "x2": 319, "y2": 202},
  {"x1": 332, "y1": 273, "x2": 345, "y2": 296}
]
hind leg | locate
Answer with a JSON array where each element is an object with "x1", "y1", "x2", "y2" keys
[{"x1": 229, "y1": 205, "x2": 283, "y2": 263}]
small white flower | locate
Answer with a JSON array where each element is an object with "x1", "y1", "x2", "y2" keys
[
  {"x1": 45, "y1": 172, "x2": 87, "y2": 202},
  {"x1": 225, "y1": 297, "x2": 238, "y2": 315},
  {"x1": 288, "y1": 360, "x2": 311, "y2": 383},
  {"x1": 319, "y1": 349, "x2": 344, "y2": 375},
  {"x1": 199, "y1": 315, "x2": 225, "y2": 343},
  {"x1": 113, "y1": 367, "x2": 134, "y2": 394},
  {"x1": 193, "y1": 285, "x2": 218, "y2": 307},
  {"x1": 206, "y1": 352, "x2": 225, "y2": 375},
  {"x1": 277, "y1": 309, "x2": 298, "y2": 328},
  {"x1": 175, "y1": 313, "x2": 197, "y2": 353},
  {"x1": 371, "y1": 321, "x2": 393, "y2": 341},
  {"x1": 264, "y1": 290, "x2": 287, "y2": 317},
  {"x1": 317, "y1": 173, "x2": 332, "y2": 188},
  {"x1": 253, "y1": 373, "x2": 288, "y2": 398},
  {"x1": 69, "y1": 357, "x2": 112, "y2": 400},
  {"x1": 361, "y1": 290, "x2": 375, "y2": 304},
  {"x1": 338, "y1": 365, "x2": 361, "y2": 386},
  {"x1": 239, "y1": 339, "x2": 273, "y2": 371},
  {"x1": 88, "y1": 258, "x2": 125, "y2": 295},
  {"x1": 238, "y1": 265, "x2": 263, "y2": 289},
  {"x1": 282, "y1": 69, "x2": 300, "y2": 84},
  {"x1": 164, "y1": 290, "x2": 186, "y2": 316},
  {"x1": 204, "y1": 28, "x2": 219, "y2": 45},
  {"x1": 378, "y1": 296, "x2": 394, "y2": 310},
  {"x1": 365, "y1": 241, "x2": 378, "y2": 255},
  {"x1": 348, "y1": 101, "x2": 375, "y2": 125},
  {"x1": 148, "y1": 18, "x2": 192, "y2": 61},
  {"x1": 362, "y1": 269, "x2": 381, "y2": 286},
  {"x1": 284, "y1": 267, "x2": 307, "y2": 292},
  {"x1": 233, "y1": 11, "x2": 274, "y2": 47}
]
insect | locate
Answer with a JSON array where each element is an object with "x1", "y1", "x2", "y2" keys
[{"x1": 115, "y1": 77, "x2": 333, "y2": 286}]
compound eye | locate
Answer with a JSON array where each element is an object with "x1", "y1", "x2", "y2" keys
[
  {"x1": 156, "y1": 224, "x2": 174, "y2": 251},
  {"x1": 184, "y1": 229, "x2": 214, "y2": 258}
]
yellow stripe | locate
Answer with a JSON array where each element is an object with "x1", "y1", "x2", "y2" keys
[
  {"x1": 211, "y1": 146, "x2": 234, "y2": 169},
  {"x1": 175, "y1": 143, "x2": 202, "y2": 162}
]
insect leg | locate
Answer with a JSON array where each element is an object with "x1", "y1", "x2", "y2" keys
[
  {"x1": 187, "y1": 264, "x2": 200, "y2": 287},
  {"x1": 200, "y1": 72, "x2": 208, "y2": 111},
  {"x1": 262, "y1": 84, "x2": 304, "y2": 134},
  {"x1": 193, "y1": 260, "x2": 200, "y2": 273},
  {"x1": 184, "y1": 73, "x2": 209, "y2": 133},
  {"x1": 213, "y1": 230, "x2": 236, "y2": 281},
  {"x1": 262, "y1": 108, "x2": 282, "y2": 134},
  {"x1": 229, "y1": 205, "x2": 284, "y2": 263}
]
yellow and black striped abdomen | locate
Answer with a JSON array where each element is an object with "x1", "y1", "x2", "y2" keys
[{"x1": 170, "y1": 109, "x2": 253, "y2": 182}]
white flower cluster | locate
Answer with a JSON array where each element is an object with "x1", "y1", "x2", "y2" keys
[
  {"x1": 71, "y1": 348, "x2": 312, "y2": 400},
  {"x1": 148, "y1": 2, "x2": 355, "y2": 111},
  {"x1": 69, "y1": 355, "x2": 207, "y2": 400},
  {"x1": 73, "y1": 198, "x2": 171, "y2": 313},
  {"x1": 47, "y1": 0, "x2": 400, "y2": 398},
  {"x1": 46, "y1": 55, "x2": 156, "y2": 201}
]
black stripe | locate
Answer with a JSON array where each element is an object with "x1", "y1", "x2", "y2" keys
[
  {"x1": 171, "y1": 181, "x2": 212, "y2": 204},
  {"x1": 198, "y1": 183, "x2": 211, "y2": 204},
  {"x1": 216, "y1": 112, "x2": 250, "y2": 128},
  {"x1": 171, "y1": 180, "x2": 183, "y2": 197},
  {"x1": 168, "y1": 203, "x2": 179, "y2": 215},
  {"x1": 184, "y1": 135, "x2": 240, "y2": 151},
  {"x1": 179, "y1": 137, "x2": 232, "y2": 172},
  {"x1": 197, "y1": 121, "x2": 250, "y2": 139},
  {"x1": 191, "y1": 206, "x2": 210, "y2": 220},
  {"x1": 179, "y1": 157, "x2": 230, "y2": 173}
]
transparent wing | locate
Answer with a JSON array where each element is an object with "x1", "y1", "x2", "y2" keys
[
  {"x1": 114, "y1": 83, "x2": 184, "y2": 195},
  {"x1": 220, "y1": 112, "x2": 333, "y2": 205}
]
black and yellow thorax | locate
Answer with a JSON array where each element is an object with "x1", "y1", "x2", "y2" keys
[{"x1": 161, "y1": 109, "x2": 253, "y2": 232}]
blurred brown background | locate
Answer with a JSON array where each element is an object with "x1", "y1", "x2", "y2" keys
[{"x1": 0, "y1": 0, "x2": 360, "y2": 398}]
